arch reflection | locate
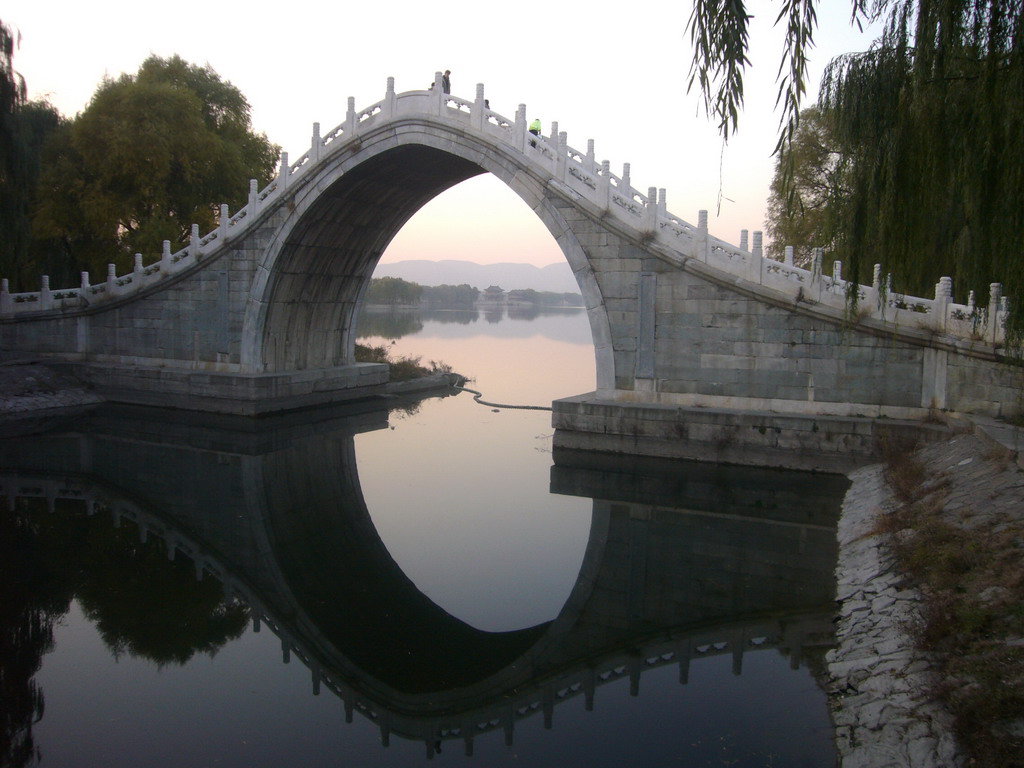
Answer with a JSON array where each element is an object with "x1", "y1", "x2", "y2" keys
[{"x1": 0, "y1": 400, "x2": 846, "y2": 756}]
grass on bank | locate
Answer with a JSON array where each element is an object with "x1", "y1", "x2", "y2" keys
[
  {"x1": 877, "y1": 440, "x2": 1024, "y2": 767},
  {"x1": 354, "y1": 343, "x2": 452, "y2": 382}
]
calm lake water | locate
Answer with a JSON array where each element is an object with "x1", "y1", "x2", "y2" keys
[{"x1": 0, "y1": 306, "x2": 847, "y2": 767}]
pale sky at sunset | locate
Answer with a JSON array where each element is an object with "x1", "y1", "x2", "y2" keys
[{"x1": 4, "y1": 0, "x2": 877, "y2": 268}]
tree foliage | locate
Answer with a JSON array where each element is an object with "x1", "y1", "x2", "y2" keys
[
  {"x1": 366, "y1": 276, "x2": 424, "y2": 305},
  {"x1": 689, "y1": 0, "x2": 1024, "y2": 344},
  {"x1": 765, "y1": 106, "x2": 845, "y2": 265},
  {"x1": 421, "y1": 283, "x2": 479, "y2": 306},
  {"x1": 32, "y1": 55, "x2": 278, "y2": 280},
  {"x1": 819, "y1": 0, "x2": 1024, "y2": 327},
  {"x1": 0, "y1": 20, "x2": 63, "y2": 290},
  {"x1": 687, "y1": 0, "x2": 819, "y2": 151}
]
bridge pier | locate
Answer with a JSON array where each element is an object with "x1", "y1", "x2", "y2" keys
[
  {"x1": 68, "y1": 361, "x2": 390, "y2": 415},
  {"x1": 551, "y1": 395, "x2": 955, "y2": 472}
]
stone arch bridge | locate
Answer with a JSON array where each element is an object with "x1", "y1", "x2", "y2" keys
[{"x1": 1, "y1": 74, "x2": 1019, "y2": 467}]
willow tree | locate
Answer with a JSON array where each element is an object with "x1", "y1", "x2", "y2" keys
[
  {"x1": 0, "y1": 20, "x2": 61, "y2": 289},
  {"x1": 688, "y1": 0, "x2": 1024, "y2": 344}
]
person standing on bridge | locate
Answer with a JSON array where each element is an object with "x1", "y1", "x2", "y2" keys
[
  {"x1": 529, "y1": 118, "x2": 541, "y2": 147},
  {"x1": 442, "y1": 70, "x2": 451, "y2": 94}
]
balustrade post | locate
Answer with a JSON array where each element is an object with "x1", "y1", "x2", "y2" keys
[
  {"x1": 161, "y1": 240, "x2": 172, "y2": 273},
  {"x1": 106, "y1": 265, "x2": 117, "y2": 298},
  {"x1": 832, "y1": 260, "x2": 842, "y2": 284},
  {"x1": 346, "y1": 97, "x2": 357, "y2": 137},
  {"x1": 967, "y1": 290, "x2": 976, "y2": 312},
  {"x1": 311, "y1": 664, "x2": 321, "y2": 696},
  {"x1": 810, "y1": 247, "x2": 824, "y2": 302},
  {"x1": 989, "y1": 283, "x2": 1003, "y2": 344},
  {"x1": 219, "y1": 204, "x2": 229, "y2": 242},
  {"x1": 676, "y1": 638, "x2": 693, "y2": 683},
  {"x1": 643, "y1": 186, "x2": 657, "y2": 233},
  {"x1": 621, "y1": 162, "x2": 631, "y2": 196},
  {"x1": 277, "y1": 151, "x2": 290, "y2": 192},
  {"x1": 697, "y1": 209, "x2": 709, "y2": 261},
  {"x1": 549, "y1": 120, "x2": 558, "y2": 142},
  {"x1": 934, "y1": 276, "x2": 953, "y2": 331},
  {"x1": 39, "y1": 275, "x2": 53, "y2": 310},
  {"x1": 248, "y1": 179, "x2": 259, "y2": 217},
  {"x1": 658, "y1": 188, "x2": 667, "y2": 218},
  {"x1": 740, "y1": 229, "x2": 748, "y2": 252},
  {"x1": 502, "y1": 706, "x2": 514, "y2": 746},
  {"x1": 385, "y1": 76, "x2": 396, "y2": 118},
  {"x1": 189, "y1": 223, "x2": 200, "y2": 260},
  {"x1": 472, "y1": 83, "x2": 485, "y2": 131},
  {"x1": 0, "y1": 278, "x2": 11, "y2": 315},
  {"x1": 749, "y1": 231, "x2": 764, "y2": 283},
  {"x1": 584, "y1": 668, "x2": 597, "y2": 710},
  {"x1": 515, "y1": 104, "x2": 527, "y2": 152},
  {"x1": 310, "y1": 122, "x2": 321, "y2": 164},
  {"x1": 134, "y1": 253, "x2": 144, "y2": 285},
  {"x1": 868, "y1": 264, "x2": 883, "y2": 315},
  {"x1": 585, "y1": 139, "x2": 596, "y2": 173},
  {"x1": 80, "y1": 271, "x2": 90, "y2": 292},
  {"x1": 433, "y1": 71, "x2": 444, "y2": 115},
  {"x1": 598, "y1": 160, "x2": 611, "y2": 209},
  {"x1": 784, "y1": 245, "x2": 794, "y2": 266},
  {"x1": 557, "y1": 131, "x2": 568, "y2": 182}
]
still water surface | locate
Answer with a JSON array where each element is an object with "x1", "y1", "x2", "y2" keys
[{"x1": 0, "y1": 307, "x2": 846, "y2": 767}]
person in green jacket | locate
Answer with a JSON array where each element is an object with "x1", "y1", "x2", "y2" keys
[{"x1": 529, "y1": 118, "x2": 541, "y2": 147}]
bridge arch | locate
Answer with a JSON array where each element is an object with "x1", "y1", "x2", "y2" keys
[{"x1": 241, "y1": 115, "x2": 614, "y2": 387}]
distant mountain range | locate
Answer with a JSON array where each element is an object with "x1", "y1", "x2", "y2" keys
[{"x1": 373, "y1": 259, "x2": 580, "y2": 294}]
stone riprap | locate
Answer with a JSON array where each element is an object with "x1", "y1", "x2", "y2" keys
[
  {"x1": 829, "y1": 426, "x2": 1024, "y2": 767},
  {"x1": 0, "y1": 362, "x2": 103, "y2": 415},
  {"x1": 829, "y1": 463, "x2": 965, "y2": 767}
]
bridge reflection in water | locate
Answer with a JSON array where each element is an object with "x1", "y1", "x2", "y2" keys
[{"x1": 0, "y1": 400, "x2": 847, "y2": 760}]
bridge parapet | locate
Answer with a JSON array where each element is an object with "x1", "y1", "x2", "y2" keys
[{"x1": 0, "y1": 78, "x2": 1009, "y2": 349}]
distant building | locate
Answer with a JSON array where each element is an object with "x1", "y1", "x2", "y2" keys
[
  {"x1": 478, "y1": 285, "x2": 505, "y2": 303},
  {"x1": 506, "y1": 289, "x2": 537, "y2": 305}
]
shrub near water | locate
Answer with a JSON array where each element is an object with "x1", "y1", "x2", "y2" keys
[{"x1": 354, "y1": 343, "x2": 451, "y2": 382}]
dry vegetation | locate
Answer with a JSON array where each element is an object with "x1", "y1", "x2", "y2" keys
[
  {"x1": 877, "y1": 438, "x2": 1024, "y2": 767},
  {"x1": 354, "y1": 343, "x2": 451, "y2": 382}
]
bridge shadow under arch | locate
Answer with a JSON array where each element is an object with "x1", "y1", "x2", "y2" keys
[{"x1": 0, "y1": 399, "x2": 846, "y2": 750}]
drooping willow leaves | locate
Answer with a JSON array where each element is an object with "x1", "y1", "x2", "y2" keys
[
  {"x1": 820, "y1": 0, "x2": 1024, "y2": 346},
  {"x1": 688, "y1": 0, "x2": 1024, "y2": 348}
]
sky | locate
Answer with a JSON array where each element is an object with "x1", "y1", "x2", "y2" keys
[{"x1": 4, "y1": 0, "x2": 879, "y2": 268}]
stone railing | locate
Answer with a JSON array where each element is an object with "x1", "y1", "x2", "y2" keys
[{"x1": 0, "y1": 73, "x2": 1009, "y2": 347}]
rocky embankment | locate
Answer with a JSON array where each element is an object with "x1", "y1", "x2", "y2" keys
[
  {"x1": 828, "y1": 427, "x2": 1024, "y2": 767},
  {"x1": 0, "y1": 361, "x2": 103, "y2": 415}
]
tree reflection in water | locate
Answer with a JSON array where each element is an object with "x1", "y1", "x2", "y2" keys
[
  {"x1": 0, "y1": 496, "x2": 248, "y2": 762},
  {"x1": 0, "y1": 499, "x2": 69, "y2": 768}
]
